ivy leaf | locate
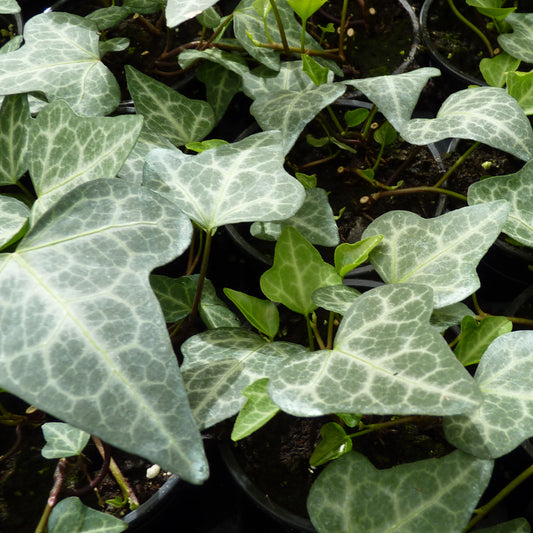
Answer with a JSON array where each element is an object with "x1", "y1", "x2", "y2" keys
[
  {"x1": 0, "y1": 195, "x2": 29, "y2": 250},
  {"x1": 41, "y1": 422, "x2": 90, "y2": 459},
  {"x1": 334, "y1": 235, "x2": 383, "y2": 278},
  {"x1": 260, "y1": 226, "x2": 342, "y2": 315},
  {"x1": 151, "y1": 274, "x2": 240, "y2": 329},
  {"x1": 430, "y1": 302, "x2": 475, "y2": 332},
  {"x1": 479, "y1": 52, "x2": 520, "y2": 88},
  {"x1": 48, "y1": 497, "x2": 127, "y2": 533},
  {"x1": 444, "y1": 330, "x2": 533, "y2": 459},
  {"x1": 498, "y1": 13, "x2": 533, "y2": 63},
  {"x1": 475, "y1": 518, "x2": 532, "y2": 533},
  {"x1": 400, "y1": 86, "x2": 533, "y2": 161},
  {"x1": 250, "y1": 187, "x2": 340, "y2": 247},
  {"x1": 311, "y1": 284, "x2": 360, "y2": 315},
  {"x1": 125, "y1": 65, "x2": 215, "y2": 147},
  {"x1": 454, "y1": 315, "x2": 512, "y2": 366},
  {"x1": 307, "y1": 450, "x2": 493, "y2": 533},
  {"x1": 468, "y1": 160, "x2": 533, "y2": 248},
  {"x1": 0, "y1": 93, "x2": 30, "y2": 185},
  {"x1": 0, "y1": 0, "x2": 20, "y2": 14},
  {"x1": 165, "y1": 0, "x2": 219, "y2": 27},
  {"x1": 0, "y1": 13, "x2": 120, "y2": 116},
  {"x1": 309, "y1": 421, "x2": 352, "y2": 466},
  {"x1": 28, "y1": 100, "x2": 143, "y2": 223},
  {"x1": 223, "y1": 288, "x2": 279, "y2": 340},
  {"x1": 0, "y1": 179, "x2": 208, "y2": 484},
  {"x1": 506, "y1": 70, "x2": 533, "y2": 115},
  {"x1": 362, "y1": 202, "x2": 510, "y2": 308},
  {"x1": 267, "y1": 284, "x2": 482, "y2": 417},
  {"x1": 143, "y1": 131, "x2": 305, "y2": 233},
  {"x1": 231, "y1": 378, "x2": 280, "y2": 441}
]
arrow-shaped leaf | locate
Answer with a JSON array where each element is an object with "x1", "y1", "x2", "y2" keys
[
  {"x1": 0, "y1": 178, "x2": 208, "y2": 483},
  {"x1": 307, "y1": 450, "x2": 493, "y2": 533},
  {"x1": 267, "y1": 284, "x2": 482, "y2": 417},
  {"x1": 400, "y1": 86, "x2": 533, "y2": 161},
  {"x1": 444, "y1": 330, "x2": 533, "y2": 459},
  {"x1": 0, "y1": 12, "x2": 121, "y2": 116},
  {"x1": 143, "y1": 131, "x2": 305, "y2": 232},
  {"x1": 362, "y1": 202, "x2": 510, "y2": 308}
]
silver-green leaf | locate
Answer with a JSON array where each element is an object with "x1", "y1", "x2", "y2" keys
[
  {"x1": 41, "y1": 422, "x2": 90, "y2": 459},
  {"x1": 362, "y1": 202, "x2": 510, "y2": 308},
  {"x1": 0, "y1": 179, "x2": 208, "y2": 483}
]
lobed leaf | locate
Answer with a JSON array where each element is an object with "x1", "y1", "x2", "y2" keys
[
  {"x1": 307, "y1": 450, "x2": 493, "y2": 533},
  {"x1": 144, "y1": 131, "x2": 305, "y2": 232},
  {"x1": 362, "y1": 202, "x2": 510, "y2": 308},
  {"x1": 498, "y1": 13, "x2": 533, "y2": 63},
  {"x1": 267, "y1": 284, "x2": 482, "y2": 417},
  {"x1": 41, "y1": 422, "x2": 90, "y2": 459},
  {"x1": 444, "y1": 330, "x2": 533, "y2": 459},
  {"x1": 0, "y1": 12, "x2": 120, "y2": 116}
]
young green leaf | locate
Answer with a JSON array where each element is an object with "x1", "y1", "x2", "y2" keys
[
  {"x1": 362, "y1": 202, "x2": 510, "y2": 308},
  {"x1": 344, "y1": 107, "x2": 370, "y2": 128},
  {"x1": 309, "y1": 422, "x2": 352, "y2": 466},
  {"x1": 373, "y1": 120, "x2": 397, "y2": 146},
  {"x1": 0, "y1": 12, "x2": 120, "y2": 116},
  {"x1": 267, "y1": 284, "x2": 482, "y2": 417},
  {"x1": 223, "y1": 288, "x2": 279, "y2": 340},
  {"x1": 302, "y1": 54, "x2": 330, "y2": 86},
  {"x1": 444, "y1": 330, "x2": 533, "y2": 459},
  {"x1": 287, "y1": 0, "x2": 327, "y2": 21},
  {"x1": 454, "y1": 315, "x2": 512, "y2": 366},
  {"x1": 41, "y1": 422, "x2": 90, "y2": 459},
  {"x1": 231, "y1": 378, "x2": 280, "y2": 441},
  {"x1": 307, "y1": 450, "x2": 493, "y2": 533},
  {"x1": 260, "y1": 226, "x2": 342, "y2": 315},
  {"x1": 479, "y1": 52, "x2": 520, "y2": 88},
  {"x1": 334, "y1": 235, "x2": 383, "y2": 278},
  {"x1": 506, "y1": 70, "x2": 533, "y2": 115},
  {"x1": 48, "y1": 497, "x2": 127, "y2": 533}
]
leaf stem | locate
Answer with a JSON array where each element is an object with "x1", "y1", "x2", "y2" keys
[
  {"x1": 190, "y1": 229, "x2": 214, "y2": 320},
  {"x1": 367, "y1": 186, "x2": 467, "y2": 203},
  {"x1": 347, "y1": 415, "x2": 423, "y2": 439},
  {"x1": 306, "y1": 315, "x2": 315, "y2": 350},
  {"x1": 464, "y1": 463, "x2": 533, "y2": 531},
  {"x1": 269, "y1": 0, "x2": 290, "y2": 55},
  {"x1": 447, "y1": 0, "x2": 494, "y2": 57},
  {"x1": 310, "y1": 313, "x2": 327, "y2": 350}
]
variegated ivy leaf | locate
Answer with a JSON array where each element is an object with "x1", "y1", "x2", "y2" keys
[
  {"x1": 0, "y1": 195, "x2": 29, "y2": 249},
  {"x1": 178, "y1": 48, "x2": 250, "y2": 78},
  {"x1": 260, "y1": 226, "x2": 342, "y2": 315},
  {"x1": 165, "y1": 0, "x2": 219, "y2": 27},
  {"x1": 444, "y1": 330, "x2": 533, "y2": 459},
  {"x1": 468, "y1": 160, "x2": 533, "y2": 248},
  {"x1": 250, "y1": 82, "x2": 346, "y2": 155},
  {"x1": 311, "y1": 284, "x2": 360, "y2": 315},
  {"x1": 400, "y1": 86, "x2": 533, "y2": 161},
  {"x1": 231, "y1": 378, "x2": 280, "y2": 441},
  {"x1": 143, "y1": 131, "x2": 306, "y2": 233},
  {"x1": 250, "y1": 187, "x2": 340, "y2": 246},
  {"x1": 307, "y1": 450, "x2": 493, "y2": 533},
  {"x1": 48, "y1": 497, "x2": 127, "y2": 533},
  {"x1": 362, "y1": 202, "x2": 510, "y2": 309},
  {"x1": 233, "y1": 0, "x2": 341, "y2": 74},
  {"x1": 125, "y1": 66, "x2": 215, "y2": 147},
  {"x1": 498, "y1": 13, "x2": 533, "y2": 64},
  {"x1": 85, "y1": 6, "x2": 131, "y2": 31},
  {"x1": 181, "y1": 328, "x2": 304, "y2": 429},
  {"x1": 0, "y1": 0, "x2": 20, "y2": 14},
  {"x1": 344, "y1": 67, "x2": 441, "y2": 133},
  {"x1": 150, "y1": 274, "x2": 239, "y2": 329},
  {"x1": 0, "y1": 13, "x2": 121, "y2": 116},
  {"x1": 267, "y1": 284, "x2": 482, "y2": 417},
  {"x1": 28, "y1": 100, "x2": 143, "y2": 224},
  {"x1": 0, "y1": 179, "x2": 208, "y2": 484},
  {"x1": 0, "y1": 93, "x2": 29, "y2": 185},
  {"x1": 242, "y1": 61, "x2": 331, "y2": 100},
  {"x1": 41, "y1": 422, "x2": 90, "y2": 459},
  {"x1": 430, "y1": 302, "x2": 475, "y2": 332}
]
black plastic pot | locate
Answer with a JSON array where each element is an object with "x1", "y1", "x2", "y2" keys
[
  {"x1": 420, "y1": 0, "x2": 487, "y2": 87},
  {"x1": 0, "y1": 9, "x2": 23, "y2": 46}
]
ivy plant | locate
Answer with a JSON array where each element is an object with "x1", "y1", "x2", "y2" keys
[{"x1": 1, "y1": 0, "x2": 533, "y2": 531}]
